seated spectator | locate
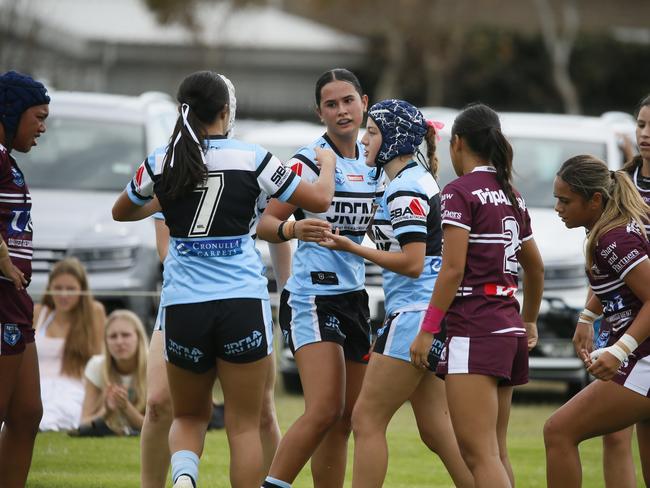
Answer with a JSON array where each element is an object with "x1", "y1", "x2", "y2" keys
[
  {"x1": 76, "y1": 310, "x2": 148, "y2": 436},
  {"x1": 35, "y1": 258, "x2": 105, "y2": 431}
]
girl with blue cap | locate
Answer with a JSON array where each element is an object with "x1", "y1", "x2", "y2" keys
[
  {"x1": 0, "y1": 70, "x2": 49, "y2": 488},
  {"x1": 319, "y1": 99, "x2": 473, "y2": 487}
]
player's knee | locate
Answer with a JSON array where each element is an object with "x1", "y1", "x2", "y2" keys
[
  {"x1": 305, "y1": 404, "x2": 343, "y2": 434},
  {"x1": 145, "y1": 392, "x2": 172, "y2": 424},
  {"x1": 543, "y1": 416, "x2": 568, "y2": 448},
  {"x1": 259, "y1": 403, "x2": 278, "y2": 433},
  {"x1": 7, "y1": 398, "x2": 42, "y2": 434}
]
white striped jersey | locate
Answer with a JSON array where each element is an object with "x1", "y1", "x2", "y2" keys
[
  {"x1": 0, "y1": 143, "x2": 33, "y2": 282},
  {"x1": 370, "y1": 162, "x2": 442, "y2": 314},
  {"x1": 285, "y1": 134, "x2": 379, "y2": 296},
  {"x1": 126, "y1": 136, "x2": 300, "y2": 306}
]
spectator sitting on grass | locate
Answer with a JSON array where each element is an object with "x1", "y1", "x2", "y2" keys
[
  {"x1": 75, "y1": 310, "x2": 148, "y2": 436},
  {"x1": 35, "y1": 257, "x2": 105, "y2": 431}
]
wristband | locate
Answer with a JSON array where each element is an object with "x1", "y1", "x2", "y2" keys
[
  {"x1": 618, "y1": 333, "x2": 639, "y2": 355},
  {"x1": 590, "y1": 334, "x2": 639, "y2": 363},
  {"x1": 420, "y1": 305, "x2": 444, "y2": 334},
  {"x1": 577, "y1": 308, "x2": 599, "y2": 325},
  {"x1": 277, "y1": 221, "x2": 289, "y2": 242}
]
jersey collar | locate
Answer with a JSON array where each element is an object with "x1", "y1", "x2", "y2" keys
[
  {"x1": 322, "y1": 133, "x2": 359, "y2": 160},
  {"x1": 471, "y1": 165, "x2": 496, "y2": 173}
]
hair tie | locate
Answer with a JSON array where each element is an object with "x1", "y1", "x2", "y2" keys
[
  {"x1": 169, "y1": 103, "x2": 206, "y2": 169},
  {"x1": 426, "y1": 119, "x2": 445, "y2": 142}
]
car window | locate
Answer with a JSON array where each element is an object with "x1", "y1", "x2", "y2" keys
[
  {"x1": 20, "y1": 117, "x2": 146, "y2": 191},
  {"x1": 434, "y1": 136, "x2": 607, "y2": 208}
]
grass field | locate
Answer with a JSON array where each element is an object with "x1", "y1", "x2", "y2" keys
[{"x1": 28, "y1": 387, "x2": 645, "y2": 488}]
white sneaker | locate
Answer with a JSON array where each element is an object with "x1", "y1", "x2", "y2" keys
[{"x1": 173, "y1": 474, "x2": 195, "y2": 488}]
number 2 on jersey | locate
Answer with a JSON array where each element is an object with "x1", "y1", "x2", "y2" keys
[
  {"x1": 502, "y1": 216, "x2": 520, "y2": 275},
  {"x1": 189, "y1": 171, "x2": 224, "y2": 237}
]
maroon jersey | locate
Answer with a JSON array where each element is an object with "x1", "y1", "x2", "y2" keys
[
  {"x1": 440, "y1": 166, "x2": 533, "y2": 337},
  {"x1": 590, "y1": 222, "x2": 650, "y2": 359},
  {"x1": 0, "y1": 143, "x2": 33, "y2": 283}
]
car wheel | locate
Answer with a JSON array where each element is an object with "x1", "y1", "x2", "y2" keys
[{"x1": 282, "y1": 372, "x2": 303, "y2": 394}]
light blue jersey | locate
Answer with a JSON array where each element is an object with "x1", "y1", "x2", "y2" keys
[
  {"x1": 370, "y1": 162, "x2": 442, "y2": 314},
  {"x1": 285, "y1": 134, "x2": 378, "y2": 296},
  {"x1": 126, "y1": 136, "x2": 300, "y2": 306}
]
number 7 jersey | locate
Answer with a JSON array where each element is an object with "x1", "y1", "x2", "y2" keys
[
  {"x1": 440, "y1": 166, "x2": 534, "y2": 337},
  {"x1": 126, "y1": 136, "x2": 300, "y2": 306}
]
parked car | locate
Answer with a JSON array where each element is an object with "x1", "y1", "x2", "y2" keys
[
  {"x1": 19, "y1": 90, "x2": 178, "y2": 330},
  {"x1": 238, "y1": 120, "x2": 385, "y2": 392},
  {"x1": 422, "y1": 107, "x2": 637, "y2": 394}
]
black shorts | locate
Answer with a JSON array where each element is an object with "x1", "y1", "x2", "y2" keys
[
  {"x1": 279, "y1": 289, "x2": 372, "y2": 363},
  {"x1": 163, "y1": 298, "x2": 273, "y2": 373}
]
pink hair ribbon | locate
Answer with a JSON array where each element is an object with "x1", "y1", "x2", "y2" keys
[{"x1": 426, "y1": 120, "x2": 445, "y2": 142}]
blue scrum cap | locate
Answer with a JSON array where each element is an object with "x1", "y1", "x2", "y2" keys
[
  {"x1": 0, "y1": 71, "x2": 50, "y2": 136},
  {"x1": 367, "y1": 99, "x2": 428, "y2": 169}
]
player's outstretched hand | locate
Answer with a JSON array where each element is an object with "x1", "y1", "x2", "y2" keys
[
  {"x1": 294, "y1": 218, "x2": 331, "y2": 242},
  {"x1": 319, "y1": 229, "x2": 354, "y2": 252}
]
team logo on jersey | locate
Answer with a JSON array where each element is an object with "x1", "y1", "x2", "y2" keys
[
  {"x1": 408, "y1": 198, "x2": 426, "y2": 217},
  {"x1": 389, "y1": 198, "x2": 427, "y2": 224},
  {"x1": 334, "y1": 167, "x2": 346, "y2": 185},
  {"x1": 8, "y1": 210, "x2": 32, "y2": 236},
  {"x1": 11, "y1": 167, "x2": 24, "y2": 187},
  {"x1": 2, "y1": 323, "x2": 21, "y2": 347},
  {"x1": 483, "y1": 283, "x2": 517, "y2": 297},
  {"x1": 290, "y1": 162, "x2": 303, "y2": 176},
  {"x1": 347, "y1": 174, "x2": 364, "y2": 182},
  {"x1": 134, "y1": 164, "x2": 146, "y2": 189},
  {"x1": 224, "y1": 330, "x2": 263, "y2": 356},
  {"x1": 594, "y1": 329, "x2": 610, "y2": 350},
  {"x1": 175, "y1": 238, "x2": 242, "y2": 258}
]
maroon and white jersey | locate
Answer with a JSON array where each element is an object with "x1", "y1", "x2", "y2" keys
[
  {"x1": 629, "y1": 166, "x2": 650, "y2": 234},
  {"x1": 0, "y1": 144, "x2": 32, "y2": 283},
  {"x1": 590, "y1": 222, "x2": 650, "y2": 359},
  {"x1": 440, "y1": 166, "x2": 533, "y2": 337}
]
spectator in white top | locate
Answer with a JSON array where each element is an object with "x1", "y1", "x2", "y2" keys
[
  {"x1": 34, "y1": 257, "x2": 105, "y2": 431},
  {"x1": 77, "y1": 310, "x2": 148, "y2": 436}
]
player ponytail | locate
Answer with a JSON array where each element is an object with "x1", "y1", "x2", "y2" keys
[
  {"x1": 452, "y1": 103, "x2": 518, "y2": 212},
  {"x1": 423, "y1": 124, "x2": 439, "y2": 178},
  {"x1": 160, "y1": 71, "x2": 229, "y2": 199},
  {"x1": 557, "y1": 155, "x2": 649, "y2": 269}
]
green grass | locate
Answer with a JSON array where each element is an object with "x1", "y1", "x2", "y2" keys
[{"x1": 28, "y1": 391, "x2": 645, "y2": 487}]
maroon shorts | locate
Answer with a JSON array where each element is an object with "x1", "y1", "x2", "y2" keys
[
  {"x1": 0, "y1": 282, "x2": 35, "y2": 355},
  {"x1": 436, "y1": 334, "x2": 529, "y2": 386}
]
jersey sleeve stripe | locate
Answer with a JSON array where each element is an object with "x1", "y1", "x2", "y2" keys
[
  {"x1": 143, "y1": 158, "x2": 156, "y2": 179},
  {"x1": 393, "y1": 220, "x2": 427, "y2": 229},
  {"x1": 397, "y1": 232, "x2": 427, "y2": 246},
  {"x1": 386, "y1": 190, "x2": 428, "y2": 203},
  {"x1": 335, "y1": 191, "x2": 376, "y2": 199},
  {"x1": 442, "y1": 219, "x2": 471, "y2": 231},
  {"x1": 293, "y1": 154, "x2": 320, "y2": 175},
  {"x1": 127, "y1": 181, "x2": 152, "y2": 205},
  {"x1": 255, "y1": 152, "x2": 273, "y2": 177},
  {"x1": 619, "y1": 254, "x2": 648, "y2": 279},
  {"x1": 272, "y1": 171, "x2": 299, "y2": 201}
]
